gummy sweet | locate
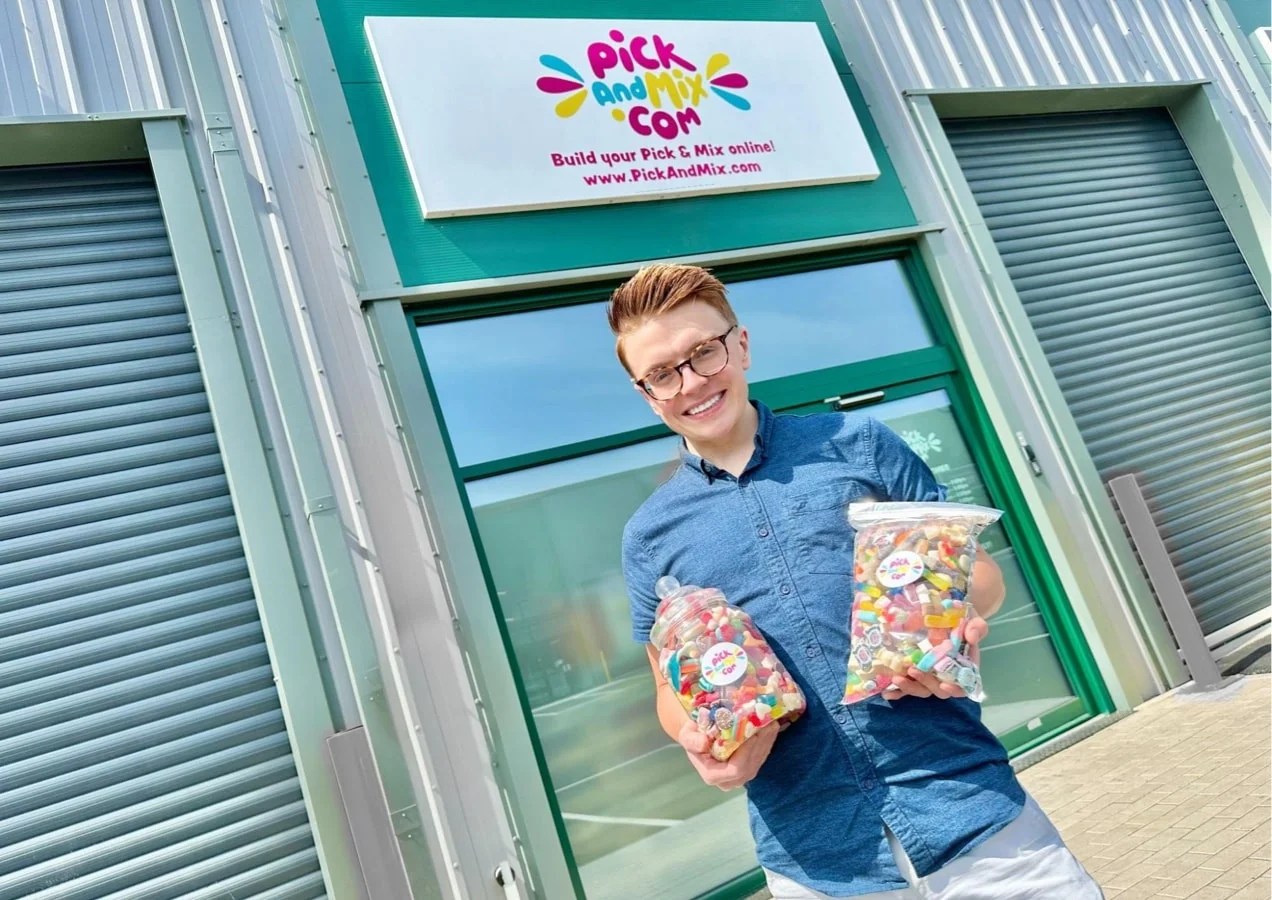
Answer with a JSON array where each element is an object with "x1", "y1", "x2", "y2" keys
[
  {"x1": 842, "y1": 502, "x2": 1002, "y2": 705},
  {"x1": 650, "y1": 577, "x2": 806, "y2": 761}
]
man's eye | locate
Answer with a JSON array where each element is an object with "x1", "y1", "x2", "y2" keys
[
  {"x1": 646, "y1": 369, "x2": 676, "y2": 387},
  {"x1": 693, "y1": 343, "x2": 723, "y2": 363}
]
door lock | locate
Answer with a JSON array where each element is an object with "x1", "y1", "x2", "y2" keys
[{"x1": 1016, "y1": 431, "x2": 1044, "y2": 477}]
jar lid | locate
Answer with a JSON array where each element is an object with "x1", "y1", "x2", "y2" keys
[{"x1": 648, "y1": 576, "x2": 725, "y2": 647}]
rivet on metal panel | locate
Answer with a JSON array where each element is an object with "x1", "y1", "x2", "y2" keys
[{"x1": 305, "y1": 495, "x2": 336, "y2": 516}]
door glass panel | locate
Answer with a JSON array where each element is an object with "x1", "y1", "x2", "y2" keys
[
  {"x1": 465, "y1": 389, "x2": 1081, "y2": 899},
  {"x1": 417, "y1": 259, "x2": 935, "y2": 467},
  {"x1": 467, "y1": 439, "x2": 757, "y2": 900},
  {"x1": 867, "y1": 390, "x2": 1079, "y2": 733}
]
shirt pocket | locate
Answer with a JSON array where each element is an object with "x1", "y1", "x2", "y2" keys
[{"x1": 783, "y1": 479, "x2": 874, "y2": 575}]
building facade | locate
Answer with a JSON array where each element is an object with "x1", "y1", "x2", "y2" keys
[{"x1": 0, "y1": 1, "x2": 1267, "y2": 898}]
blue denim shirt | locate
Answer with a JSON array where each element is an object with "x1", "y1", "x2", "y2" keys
[{"x1": 623, "y1": 403, "x2": 1025, "y2": 896}]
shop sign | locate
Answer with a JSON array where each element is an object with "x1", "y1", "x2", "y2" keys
[{"x1": 364, "y1": 17, "x2": 880, "y2": 218}]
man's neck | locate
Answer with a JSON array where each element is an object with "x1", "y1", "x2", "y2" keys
[{"x1": 685, "y1": 403, "x2": 760, "y2": 478}]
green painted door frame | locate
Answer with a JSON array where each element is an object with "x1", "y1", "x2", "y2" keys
[{"x1": 404, "y1": 240, "x2": 1113, "y2": 899}]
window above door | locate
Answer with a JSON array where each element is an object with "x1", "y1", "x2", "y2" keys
[{"x1": 414, "y1": 253, "x2": 945, "y2": 475}]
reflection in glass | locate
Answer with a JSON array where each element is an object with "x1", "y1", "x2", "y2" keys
[
  {"x1": 418, "y1": 259, "x2": 936, "y2": 467},
  {"x1": 468, "y1": 440, "x2": 757, "y2": 899},
  {"x1": 868, "y1": 391, "x2": 1079, "y2": 733}
]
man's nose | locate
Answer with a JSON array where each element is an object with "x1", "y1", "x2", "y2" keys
[{"x1": 680, "y1": 364, "x2": 711, "y2": 394}]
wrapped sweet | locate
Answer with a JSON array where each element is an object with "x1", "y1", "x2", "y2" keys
[
  {"x1": 842, "y1": 503, "x2": 1002, "y2": 705},
  {"x1": 650, "y1": 576, "x2": 805, "y2": 760}
]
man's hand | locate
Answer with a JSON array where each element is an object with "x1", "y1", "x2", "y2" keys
[
  {"x1": 677, "y1": 719, "x2": 779, "y2": 790},
  {"x1": 883, "y1": 615, "x2": 989, "y2": 700}
]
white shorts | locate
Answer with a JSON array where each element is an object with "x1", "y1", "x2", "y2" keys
[{"x1": 764, "y1": 793, "x2": 1103, "y2": 899}]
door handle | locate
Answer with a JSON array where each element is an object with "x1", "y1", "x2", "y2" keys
[
  {"x1": 824, "y1": 390, "x2": 885, "y2": 411},
  {"x1": 1016, "y1": 431, "x2": 1044, "y2": 477}
]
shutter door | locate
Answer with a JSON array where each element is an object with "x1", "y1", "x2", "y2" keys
[
  {"x1": 0, "y1": 162, "x2": 327, "y2": 898},
  {"x1": 946, "y1": 109, "x2": 1271, "y2": 641}
]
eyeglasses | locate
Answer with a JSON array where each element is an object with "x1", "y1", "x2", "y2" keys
[{"x1": 634, "y1": 326, "x2": 737, "y2": 400}]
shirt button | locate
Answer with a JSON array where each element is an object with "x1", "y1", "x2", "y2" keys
[
  {"x1": 805, "y1": 645, "x2": 818, "y2": 658},
  {"x1": 862, "y1": 779, "x2": 878, "y2": 792},
  {"x1": 833, "y1": 711, "x2": 847, "y2": 724},
  {"x1": 780, "y1": 584, "x2": 791, "y2": 595},
  {"x1": 758, "y1": 527, "x2": 769, "y2": 538}
]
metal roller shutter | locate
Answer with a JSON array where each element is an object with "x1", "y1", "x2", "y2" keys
[
  {"x1": 0, "y1": 162, "x2": 327, "y2": 899},
  {"x1": 946, "y1": 109, "x2": 1271, "y2": 641}
]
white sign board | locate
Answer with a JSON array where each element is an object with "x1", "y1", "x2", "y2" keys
[{"x1": 364, "y1": 17, "x2": 880, "y2": 218}]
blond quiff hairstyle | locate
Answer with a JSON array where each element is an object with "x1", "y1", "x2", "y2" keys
[{"x1": 607, "y1": 264, "x2": 737, "y2": 374}]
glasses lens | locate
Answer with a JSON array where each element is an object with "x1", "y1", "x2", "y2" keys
[
  {"x1": 689, "y1": 339, "x2": 728, "y2": 377},
  {"x1": 644, "y1": 368, "x2": 680, "y2": 400}
]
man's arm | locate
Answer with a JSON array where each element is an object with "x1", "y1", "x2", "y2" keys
[
  {"x1": 646, "y1": 645, "x2": 693, "y2": 741},
  {"x1": 646, "y1": 646, "x2": 779, "y2": 790},
  {"x1": 968, "y1": 545, "x2": 1006, "y2": 618}
]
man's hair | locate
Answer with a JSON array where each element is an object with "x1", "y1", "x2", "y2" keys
[{"x1": 607, "y1": 264, "x2": 737, "y2": 375}]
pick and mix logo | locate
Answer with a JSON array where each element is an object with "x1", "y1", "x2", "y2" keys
[{"x1": 535, "y1": 28, "x2": 751, "y2": 140}]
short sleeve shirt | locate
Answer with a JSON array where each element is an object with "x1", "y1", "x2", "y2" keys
[{"x1": 622, "y1": 402, "x2": 1025, "y2": 896}]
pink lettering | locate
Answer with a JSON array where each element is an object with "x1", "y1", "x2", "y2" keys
[
  {"x1": 653, "y1": 35, "x2": 696, "y2": 71},
  {"x1": 586, "y1": 42, "x2": 619, "y2": 79},
  {"x1": 630, "y1": 36, "x2": 658, "y2": 70}
]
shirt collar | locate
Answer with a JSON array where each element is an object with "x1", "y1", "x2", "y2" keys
[{"x1": 679, "y1": 401, "x2": 773, "y2": 482}]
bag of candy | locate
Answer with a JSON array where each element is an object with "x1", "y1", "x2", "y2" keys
[
  {"x1": 650, "y1": 576, "x2": 806, "y2": 760},
  {"x1": 841, "y1": 502, "x2": 1002, "y2": 705}
]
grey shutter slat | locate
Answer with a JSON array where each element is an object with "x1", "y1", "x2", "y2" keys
[
  {"x1": 947, "y1": 110, "x2": 1272, "y2": 639},
  {"x1": 0, "y1": 162, "x2": 327, "y2": 898}
]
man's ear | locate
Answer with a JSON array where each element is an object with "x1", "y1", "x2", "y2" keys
[{"x1": 737, "y1": 325, "x2": 751, "y2": 371}]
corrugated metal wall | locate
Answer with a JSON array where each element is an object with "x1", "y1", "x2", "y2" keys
[
  {"x1": 845, "y1": 0, "x2": 1270, "y2": 191},
  {"x1": 0, "y1": 160, "x2": 327, "y2": 899},
  {"x1": 945, "y1": 109, "x2": 1271, "y2": 639},
  {"x1": 0, "y1": 0, "x2": 168, "y2": 116}
]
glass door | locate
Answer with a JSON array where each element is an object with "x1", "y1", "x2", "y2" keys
[{"x1": 412, "y1": 248, "x2": 1110, "y2": 900}]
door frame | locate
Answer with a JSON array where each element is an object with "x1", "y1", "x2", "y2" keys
[{"x1": 406, "y1": 241, "x2": 1114, "y2": 897}]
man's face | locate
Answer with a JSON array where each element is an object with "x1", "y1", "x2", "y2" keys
[{"x1": 622, "y1": 301, "x2": 751, "y2": 448}]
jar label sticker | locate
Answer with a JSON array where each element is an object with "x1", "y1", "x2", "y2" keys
[
  {"x1": 878, "y1": 550, "x2": 925, "y2": 588},
  {"x1": 701, "y1": 641, "x2": 747, "y2": 687}
]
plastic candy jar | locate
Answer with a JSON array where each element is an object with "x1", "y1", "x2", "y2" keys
[{"x1": 650, "y1": 576, "x2": 806, "y2": 760}]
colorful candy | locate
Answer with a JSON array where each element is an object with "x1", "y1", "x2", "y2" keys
[
  {"x1": 650, "y1": 576, "x2": 806, "y2": 760},
  {"x1": 841, "y1": 503, "x2": 1002, "y2": 705}
]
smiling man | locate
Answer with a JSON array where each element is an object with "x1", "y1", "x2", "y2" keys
[{"x1": 609, "y1": 264, "x2": 1102, "y2": 899}]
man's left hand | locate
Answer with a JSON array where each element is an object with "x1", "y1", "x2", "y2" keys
[{"x1": 883, "y1": 616, "x2": 988, "y2": 700}]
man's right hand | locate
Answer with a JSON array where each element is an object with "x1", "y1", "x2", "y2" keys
[{"x1": 677, "y1": 719, "x2": 779, "y2": 791}]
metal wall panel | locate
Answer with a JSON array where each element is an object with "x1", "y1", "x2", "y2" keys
[
  {"x1": 849, "y1": 0, "x2": 1270, "y2": 189},
  {"x1": 945, "y1": 109, "x2": 1271, "y2": 638},
  {"x1": 0, "y1": 161, "x2": 326, "y2": 899},
  {"x1": 0, "y1": 0, "x2": 168, "y2": 117}
]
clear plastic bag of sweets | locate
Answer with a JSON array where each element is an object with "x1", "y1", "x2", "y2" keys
[
  {"x1": 650, "y1": 577, "x2": 806, "y2": 761},
  {"x1": 842, "y1": 502, "x2": 1003, "y2": 705}
]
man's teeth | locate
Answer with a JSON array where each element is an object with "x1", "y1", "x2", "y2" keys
[{"x1": 688, "y1": 394, "x2": 722, "y2": 415}]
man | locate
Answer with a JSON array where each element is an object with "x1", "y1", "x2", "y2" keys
[{"x1": 610, "y1": 264, "x2": 1102, "y2": 899}]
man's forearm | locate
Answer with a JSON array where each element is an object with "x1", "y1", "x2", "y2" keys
[
  {"x1": 656, "y1": 682, "x2": 690, "y2": 740},
  {"x1": 969, "y1": 546, "x2": 1006, "y2": 619},
  {"x1": 647, "y1": 645, "x2": 692, "y2": 740}
]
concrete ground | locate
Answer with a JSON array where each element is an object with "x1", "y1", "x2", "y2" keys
[
  {"x1": 747, "y1": 673, "x2": 1271, "y2": 899},
  {"x1": 1022, "y1": 674, "x2": 1270, "y2": 900}
]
